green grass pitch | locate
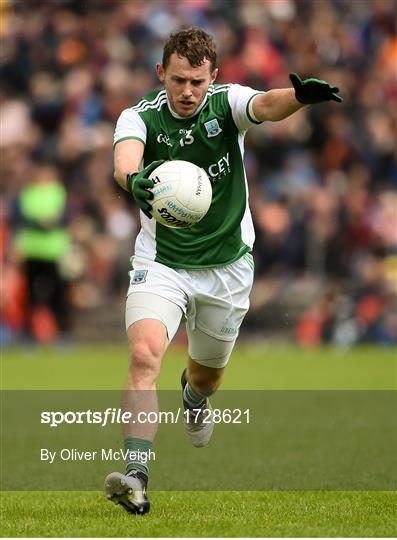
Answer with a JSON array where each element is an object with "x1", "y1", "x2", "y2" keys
[{"x1": 1, "y1": 343, "x2": 396, "y2": 537}]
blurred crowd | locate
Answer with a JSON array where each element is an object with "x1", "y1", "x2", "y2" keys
[{"x1": 1, "y1": 0, "x2": 396, "y2": 346}]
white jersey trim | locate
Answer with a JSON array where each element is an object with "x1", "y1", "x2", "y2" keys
[
  {"x1": 133, "y1": 91, "x2": 167, "y2": 113},
  {"x1": 227, "y1": 84, "x2": 265, "y2": 133},
  {"x1": 131, "y1": 90, "x2": 165, "y2": 110},
  {"x1": 114, "y1": 108, "x2": 147, "y2": 146},
  {"x1": 237, "y1": 132, "x2": 255, "y2": 249},
  {"x1": 113, "y1": 91, "x2": 168, "y2": 146},
  {"x1": 134, "y1": 213, "x2": 157, "y2": 261}
]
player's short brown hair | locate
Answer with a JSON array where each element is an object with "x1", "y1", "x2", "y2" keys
[{"x1": 162, "y1": 27, "x2": 217, "y2": 72}]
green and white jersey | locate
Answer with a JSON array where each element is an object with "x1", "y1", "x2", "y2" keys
[{"x1": 114, "y1": 83, "x2": 263, "y2": 269}]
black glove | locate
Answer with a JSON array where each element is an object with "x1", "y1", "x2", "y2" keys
[
  {"x1": 126, "y1": 160, "x2": 165, "y2": 219},
  {"x1": 289, "y1": 73, "x2": 342, "y2": 104}
]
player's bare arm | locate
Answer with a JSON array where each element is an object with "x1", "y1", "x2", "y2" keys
[
  {"x1": 114, "y1": 138, "x2": 144, "y2": 191},
  {"x1": 252, "y1": 88, "x2": 304, "y2": 122},
  {"x1": 114, "y1": 139, "x2": 164, "y2": 219},
  {"x1": 252, "y1": 73, "x2": 342, "y2": 122}
]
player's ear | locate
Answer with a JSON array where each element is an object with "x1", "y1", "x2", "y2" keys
[
  {"x1": 156, "y1": 63, "x2": 165, "y2": 82},
  {"x1": 210, "y1": 67, "x2": 218, "y2": 84}
]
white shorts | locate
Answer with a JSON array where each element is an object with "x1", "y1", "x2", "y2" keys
[{"x1": 125, "y1": 254, "x2": 254, "y2": 368}]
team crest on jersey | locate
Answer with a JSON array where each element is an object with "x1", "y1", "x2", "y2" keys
[
  {"x1": 132, "y1": 270, "x2": 148, "y2": 284},
  {"x1": 204, "y1": 118, "x2": 222, "y2": 138}
]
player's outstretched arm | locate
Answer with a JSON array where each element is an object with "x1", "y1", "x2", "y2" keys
[{"x1": 252, "y1": 73, "x2": 342, "y2": 122}]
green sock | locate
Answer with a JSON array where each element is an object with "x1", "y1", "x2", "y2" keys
[
  {"x1": 183, "y1": 382, "x2": 206, "y2": 408},
  {"x1": 124, "y1": 437, "x2": 153, "y2": 478}
]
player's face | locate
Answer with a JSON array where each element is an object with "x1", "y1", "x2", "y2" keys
[{"x1": 156, "y1": 53, "x2": 218, "y2": 117}]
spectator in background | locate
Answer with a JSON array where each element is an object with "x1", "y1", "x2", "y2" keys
[
  {"x1": 13, "y1": 159, "x2": 71, "y2": 342},
  {"x1": 1, "y1": 0, "x2": 396, "y2": 346}
]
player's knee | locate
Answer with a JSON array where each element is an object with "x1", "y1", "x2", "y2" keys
[{"x1": 129, "y1": 338, "x2": 163, "y2": 383}]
